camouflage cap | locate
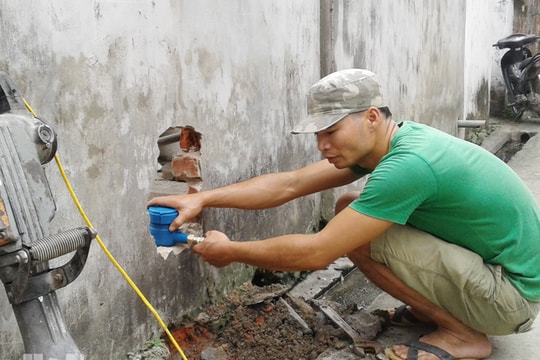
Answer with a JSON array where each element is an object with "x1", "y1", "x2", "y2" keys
[{"x1": 292, "y1": 69, "x2": 386, "y2": 134}]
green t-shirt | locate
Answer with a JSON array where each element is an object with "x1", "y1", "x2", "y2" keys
[{"x1": 349, "y1": 121, "x2": 540, "y2": 301}]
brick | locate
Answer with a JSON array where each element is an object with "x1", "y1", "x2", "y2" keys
[
  {"x1": 171, "y1": 154, "x2": 201, "y2": 180},
  {"x1": 179, "y1": 126, "x2": 202, "y2": 152}
]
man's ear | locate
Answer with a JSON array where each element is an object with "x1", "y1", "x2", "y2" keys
[{"x1": 365, "y1": 106, "x2": 381, "y2": 124}]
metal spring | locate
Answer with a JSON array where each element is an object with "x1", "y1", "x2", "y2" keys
[{"x1": 29, "y1": 227, "x2": 91, "y2": 262}]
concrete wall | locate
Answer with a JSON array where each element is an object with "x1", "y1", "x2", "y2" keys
[
  {"x1": 464, "y1": 0, "x2": 492, "y2": 122},
  {"x1": 322, "y1": 1, "x2": 466, "y2": 135},
  {"x1": 514, "y1": 0, "x2": 540, "y2": 48},
  {"x1": 0, "y1": 1, "x2": 507, "y2": 359}
]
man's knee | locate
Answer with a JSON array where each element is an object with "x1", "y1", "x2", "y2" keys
[
  {"x1": 335, "y1": 191, "x2": 361, "y2": 214},
  {"x1": 346, "y1": 243, "x2": 373, "y2": 271}
]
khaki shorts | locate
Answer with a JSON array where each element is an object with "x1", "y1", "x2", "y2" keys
[{"x1": 370, "y1": 224, "x2": 539, "y2": 335}]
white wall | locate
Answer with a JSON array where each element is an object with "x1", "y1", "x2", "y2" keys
[{"x1": 463, "y1": 0, "x2": 493, "y2": 121}]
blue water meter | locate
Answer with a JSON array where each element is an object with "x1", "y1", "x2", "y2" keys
[{"x1": 147, "y1": 206, "x2": 204, "y2": 246}]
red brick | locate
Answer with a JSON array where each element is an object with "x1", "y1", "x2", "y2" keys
[
  {"x1": 171, "y1": 154, "x2": 201, "y2": 180},
  {"x1": 179, "y1": 126, "x2": 202, "y2": 152}
]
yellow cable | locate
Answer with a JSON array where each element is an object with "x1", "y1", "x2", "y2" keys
[{"x1": 22, "y1": 98, "x2": 188, "y2": 360}]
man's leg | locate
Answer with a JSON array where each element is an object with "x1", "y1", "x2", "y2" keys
[
  {"x1": 336, "y1": 192, "x2": 493, "y2": 359},
  {"x1": 347, "y1": 243, "x2": 492, "y2": 359}
]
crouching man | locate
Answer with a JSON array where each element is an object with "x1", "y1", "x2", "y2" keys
[{"x1": 148, "y1": 69, "x2": 540, "y2": 360}]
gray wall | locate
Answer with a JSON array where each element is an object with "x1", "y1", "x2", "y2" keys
[
  {"x1": 322, "y1": 1, "x2": 467, "y2": 134},
  {"x1": 464, "y1": 0, "x2": 495, "y2": 122},
  {"x1": 0, "y1": 1, "x2": 503, "y2": 359}
]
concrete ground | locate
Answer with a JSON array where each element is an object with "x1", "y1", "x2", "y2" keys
[{"x1": 320, "y1": 118, "x2": 540, "y2": 359}]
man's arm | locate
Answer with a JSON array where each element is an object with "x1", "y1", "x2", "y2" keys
[
  {"x1": 192, "y1": 207, "x2": 393, "y2": 271},
  {"x1": 147, "y1": 159, "x2": 361, "y2": 230}
]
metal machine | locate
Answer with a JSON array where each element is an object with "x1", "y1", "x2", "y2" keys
[{"x1": 0, "y1": 72, "x2": 96, "y2": 359}]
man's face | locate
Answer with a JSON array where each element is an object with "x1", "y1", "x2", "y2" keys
[{"x1": 315, "y1": 110, "x2": 376, "y2": 169}]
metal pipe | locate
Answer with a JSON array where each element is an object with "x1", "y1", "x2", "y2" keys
[
  {"x1": 157, "y1": 132, "x2": 181, "y2": 146},
  {"x1": 458, "y1": 120, "x2": 486, "y2": 128}
]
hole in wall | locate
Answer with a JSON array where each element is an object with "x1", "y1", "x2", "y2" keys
[
  {"x1": 157, "y1": 126, "x2": 202, "y2": 183},
  {"x1": 149, "y1": 126, "x2": 204, "y2": 235}
]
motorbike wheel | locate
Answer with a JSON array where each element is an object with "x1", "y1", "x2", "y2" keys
[
  {"x1": 522, "y1": 58, "x2": 540, "y2": 119},
  {"x1": 507, "y1": 93, "x2": 527, "y2": 119}
]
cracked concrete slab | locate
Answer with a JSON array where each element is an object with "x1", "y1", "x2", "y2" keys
[{"x1": 288, "y1": 257, "x2": 355, "y2": 301}]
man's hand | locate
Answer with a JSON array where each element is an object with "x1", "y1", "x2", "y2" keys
[
  {"x1": 191, "y1": 230, "x2": 233, "y2": 267},
  {"x1": 147, "y1": 194, "x2": 202, "y2": 231}
]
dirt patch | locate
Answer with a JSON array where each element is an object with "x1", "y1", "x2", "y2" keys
[{"x1": 166, "y1": 282, "x2": 380, "y2": 360}]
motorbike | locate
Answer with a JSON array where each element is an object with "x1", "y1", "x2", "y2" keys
[{"x1": 493, "y1": 33, "x2": 540, "y2": 119}]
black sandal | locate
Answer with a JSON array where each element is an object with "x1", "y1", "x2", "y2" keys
[{"x1": 385, "y1": 339, "x2": 457, "y2": 360}]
